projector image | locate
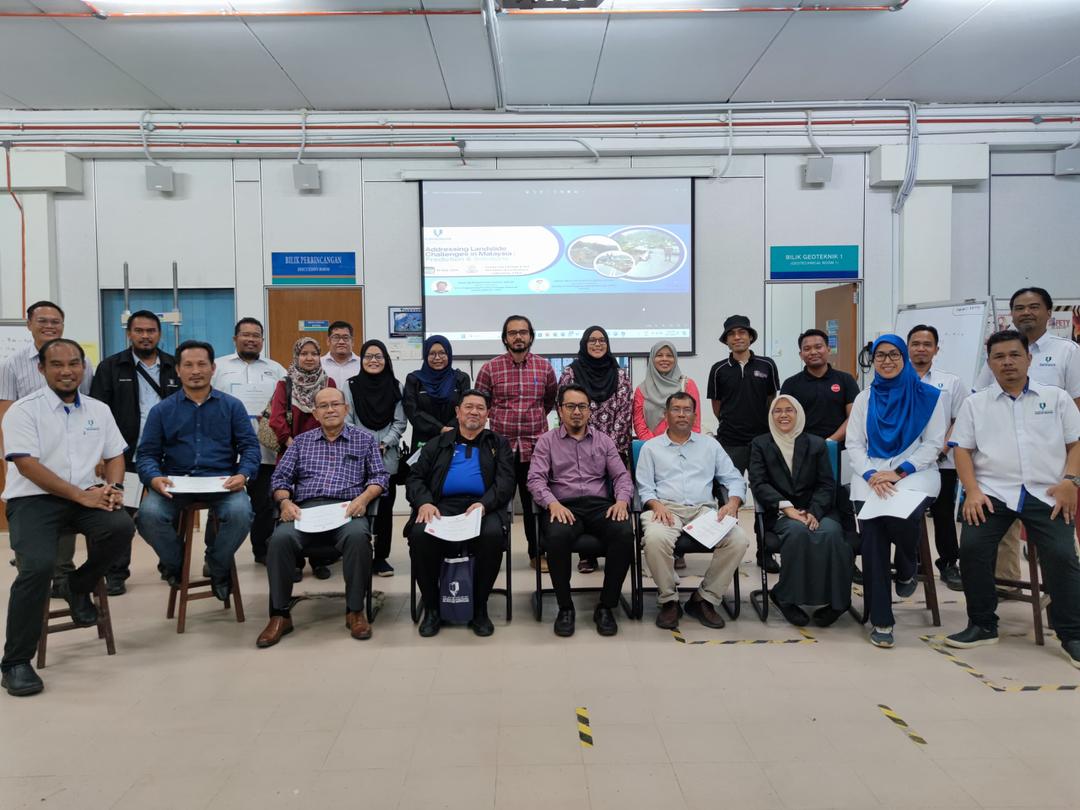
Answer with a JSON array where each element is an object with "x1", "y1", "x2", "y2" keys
[{"x1": 1054, "y1": 147, "x2": 1080, "y2": 176}]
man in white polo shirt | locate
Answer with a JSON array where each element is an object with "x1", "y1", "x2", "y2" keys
[
  {"x1": 946, "y1": 329, "x2": 1080, "y2": 669},
  {"x1": 211, "y1": 317, "x2": 286, "y2": 564},
  {"x1": 1, "y1": 339, "x2": 133, "y2": 697}
]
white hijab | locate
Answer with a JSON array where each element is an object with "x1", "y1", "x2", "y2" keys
[{"x1": 768, "y1": 394, "x2": 806, "y2": 474}]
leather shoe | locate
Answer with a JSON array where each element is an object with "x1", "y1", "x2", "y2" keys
[
  {"x1": 419, "y1": 609, "x2": 441, "y2": 638},
  {"x1": 685, "y1": 594, "x2": 726, "y2": 629},
  {"x1": 105, "y1": 574, "x2": 126, "y2": 597},
  {"x1": 347, "y1": 611, "x2": 372, "y2": 640},
  {"x1": 594, "y1": 604, "x2": 618, "y2": 636},
  {"x1": 313, "y1": 565, "x2": 332, "y2": 581},
  {"x1": 758, "y1": 553, "x2": 780, "y2": 574},
  {"x1": 292, "y1": 567, "x2": 303, "y2": 584},
  {"x1": 812, "y1": 605, "x2": 846, "y2": 627},
  {"x1": 210, "y1": 577, "x2": 231, "y2": 603},
  {"x1": 469, "y1": 605, "x2": 494, "y2": 637},
  {"x1": 769, "y1": 591, "x2": 808, "y2": 627},
  {"x1": 673, "y1": 554, "x2": 687, "y2": 570},
  {"x1": 655, "y1": 600, "x2": 682, "y2": 630},
  {"x1": 160, "y1": 566, "x2": 181, "y2": 589},
  {"x1": 256, "y1": 616, "x2": 293, "y2": 648},
  {"x1": 63, "y1": 582, "x2": 98, "y2": 627},
  {"x1": 2, "y1": 663, "x2": 43, "y2": 697},
  {"x1": 554, "y1": 607, "x2": 575, "y2": 637}
]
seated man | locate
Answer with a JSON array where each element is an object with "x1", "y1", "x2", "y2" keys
[
  {"x1": 945, "y1": 329, "x2": 1080, "y2": 668},
  {"x1": 135, "y1": 341, "x2": 260, "y2": 602},
  {"x1": 636, "y1": 391, "x2": 750, "y2": 630},
  {"x1": 257, "y1": 387, "x2": 387, "y2": 647},
  {"x1": 2, "y1": 339, "x2": 134, "y2": 697},
  {"x1": 527, "y1": 383, "x2": 634, "y2": 638},
  {"x1": 406, "y1": 389, "x2": 515, "y2": 639}
]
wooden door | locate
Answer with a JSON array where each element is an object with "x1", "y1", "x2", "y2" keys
[
  {"x1": 266, "y1": 287, "x2": 364, "y2": 368},
  {"x1": 815, "y1": 283, "x2": 860, "y2": 378}
]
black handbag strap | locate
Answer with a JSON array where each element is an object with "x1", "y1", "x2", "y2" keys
[
  {"x1": 134, "y1": 363, "x2": 166, "y2": 400},
  {"x1": 284, "y1": 377, "x2": 293, "y2": 429}
]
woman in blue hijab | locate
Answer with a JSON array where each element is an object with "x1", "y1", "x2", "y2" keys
[
  {"x1": 846, "y1": 334, "x2": 947, "y2": 649},
  {"x1": 403, "y1": 335, "x2": 472, "y2": 446}
]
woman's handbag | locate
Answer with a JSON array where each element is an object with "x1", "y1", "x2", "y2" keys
[{"x1": 256, "y1": 378, "x2": 292, "y2": 453}]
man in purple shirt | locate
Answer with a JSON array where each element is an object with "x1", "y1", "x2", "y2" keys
[
  {"x1": 257, "y1": 387, "x2": 388, "y2": 648},
  {"x1": 527, "y1": 383, "x2": 634, "y2": 638}
]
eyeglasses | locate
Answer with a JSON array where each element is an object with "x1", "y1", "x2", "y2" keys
[
  {"x1": 328, "y1": 335, "x2": 352, "y2": 343},
  {"x1": 237, "y1": 331, "x2": 263, "y2": 340},
  {"x1": 873, "y1": 351, "x2": 902, "y2": 362},
  {"x1": 667, "y1": 407, "x2": 695, "y2": 416},
  {"x1": 314, "y1": 402, "x2": 346, "y2": 411},
  {"x1": 586, "y1": 338, "x2": 608, "y2": 346},
  {"x1": 560, "y1": 403, "x2": 590, "y2": 412},
  {"x1": 506, "y1": 329, "x2": 531, "y2": 338},
  {"x1": 362, "y1": 354, "x2": 385, "y2": 362},
  {"x1": 428, "y1": 351, "x2": 448, "y2": 359}
]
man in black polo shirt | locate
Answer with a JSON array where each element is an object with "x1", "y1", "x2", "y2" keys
[{"x1": 780, "y1": 329, "x2": 860, "y2": 443}]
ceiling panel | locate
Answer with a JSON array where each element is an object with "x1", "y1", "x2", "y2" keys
[
  {"x1": 0, "y1": 19, "x2": 167, "y2": 108},
  {"x1": 0, "y1": 90, "x2": 27, "y2": 108},
  {"x1": 245, "y1": 17, "x2": 451, "y2": 109},
  {"x1": 1006, "y1": 54, "x2": 1080, "y2": 103},
  {"x1": 876, "y1": 0, "x2": 1080, "y2": 102},
  {"x1": 0, "y1": 0, "x2": 89, "y2": 10},
  {"x1": 56, "y1": 19, "x2": 310, "y2": 109},
  {"x1": 426, "y1": 16, "x2": 498, "y2": 109},
  {"x1": 732, "y1": 0, "x2": 990, "y2": 102},
  {"x1": 499, "y1": 17, "x2": 608, "y2": 105},
  {"x1": 591, "y1": 15, "x2": 790, "y2": 104}
]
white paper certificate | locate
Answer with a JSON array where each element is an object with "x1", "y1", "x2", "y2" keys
[
  {"x1": 856, "y1": 488, "x2": 929, "y2": 521},
  {"x1": 294, "y1": 501, "x2": 351, "y2": 534},
  {"x1": 423, "y1": 509, "x2": 483, "y2": 542},
  {"x1": 230, "y1": 382, "x2": 277, "y2": 417},
  {"x1": 682, "y1": 510, "x2": 738, "y2": 550},
  {"x1": 122, "y1": 471, "x2": 145, "y2": 509},
  {"x1": 165, "y1": 476, "x2": 230, "y2": 494}
]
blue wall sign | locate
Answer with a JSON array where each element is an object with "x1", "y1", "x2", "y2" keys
[
  {"x1": 769, "y1": 245, "x2": 859, "y2": 281},
  {"x1": 272, "y1": 252, "x2": 356, "y2": 285}
]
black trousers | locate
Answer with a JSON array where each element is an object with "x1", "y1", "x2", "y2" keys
[
  {"x1": 929, "y1": 469, "x2": 960, "y2": 566},
  {"x1": 3, "y1": 495, "x2": 133, "y2": 670},
  {"x1": 859, "y1": 513, "x2": 921, "y2": 628},
  {"x1": 373, "y1": 481, "x2": 397, "y2": 562},
  {"x1": 720, "y1": 442, "x2": 751, "y2": 475},
  {"x1": 540, "y1": 495, "x2": 633, "y2": 611},
  {"x1": 514, "y1": 454, "x2": 539, "y2": 559},
  {"x1": 408, "y1": 496, "x2": 505, "y2": 613},
  {"x1": 247, "y1": 463, "x2": 277, "y2": 560}
]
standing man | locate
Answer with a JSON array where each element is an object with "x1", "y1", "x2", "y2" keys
[
  {"x1": 137, "y1": 341, "x2": 260, "y2": 601},
  {"x1": 321, "y1": 321, "x2": 362, "y2": 389},
  {"x1": 527, "y1": 384, "x2": 634, "y2": 638},
  {"x1": 780, "y1": 329, "x2": 860, "y2": 443},
  {"x1": 707, "y1": 314, "x2": 779, "y2": 571},
  {"x1": 0, "y1": 301, "x2": 95, "y2": 589},
  {"x1": 2, "y1": 339, "x2": 132, "y2": 697},
  {"x1": 975, "y1": 288, "x2": 1080, "y2": 588},
  {"x1": 907, "y1": 324, "x2": 968, "y2": 591},
  {"x1": 475, "y1": 315, "x2": 558, "y2": 571},
  {"x1": 946, "y1": 329, "x2": 1080, "y2": 670},
  {"x1": 211, "y1": 318, "x2": 286, "y2": 563},
  {"x1": 90, "y1": 310, "x2": 181, "y2": 595}
]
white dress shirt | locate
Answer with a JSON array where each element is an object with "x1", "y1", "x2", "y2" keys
[
  {"x1": 975, "y1": 331, "x2": 1080, "y2": 399},
  {"x1": 211, "y1": 353, "x2": 286, "y2": 466},
  {"x1": 2, "y1": 388, "x2": 127, "y2": 500},
  {"x1": 0, "y1": 342, "x2": 94, "y2": 401},
  {"x1": 321, "y1": 352, "x2": 362, "y2": 389},
  {"x1": 846, "y1": 389, "x2": 948, "y2": 502},
  {"x1": 951, "y1": 380, "x2": 1080, "y2": 511},
  {"x1": 919, "y1": 365, "x2": 968, "y2": 470}
]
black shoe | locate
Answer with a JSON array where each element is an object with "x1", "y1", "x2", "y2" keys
[
  {"x1": 812, "y1": 605, "x2": 845, "y2": 627},
  {"x1": 106, "y1": 574, "x2": 126, "y2": 597},
  {"x1": 253, "y1": 554, "x2": 267, "y2": 566},
  {"x1": 419, "y1": 609, "x2": 441, "y2": 638},
  {"x1": 577, "y1": 557, "x2": 597, "y2": 574},
  {"x1": 313, "y1": 565, "x2": 332, "y2": 580},
  {"x1": 469, "y1": 605, "x2": 494, "y2": 637},
  {"x1": 554, "y1": 607, "x2": 576, "y2": 637},
  {"x1": 1064, "y1": 640, "x2": 1080, "y2": 670},
  {"x1": 936, "y1": 560, "x2": 963, "y2": 592},
  {"x1": 852, "y1": 565, "x2": 863, "y2": 585},
  {"x1": 770, "y1": 592, "x2": 808, "y2": 627},
  {"x1": 374, "y1": 559, "x2": 395, "y2": 577},
  {"x1": 758, "y1": 554, "x2": 780, "y2": 574},
  {"x1": 944, "y1": 624, "x2": 999, "y2": 649},
  {"x1": 160, "y1": 567, "x2": 182, "y2": 589},
  {"x1": 210, "y1": 577, "x2": 231, "y2": 603},
  {"x1": 202, "y1": 562, "x2": 211, "y2": 579},
  {"x1": 2, "y1": 663, "x2": 43, "y2": 697},
  {"x1": 292, "y1": 567, "x2": 303, "y2": 584},
  {"x1": 64, "y1": 582, "x2": 98, "y2": 627},
  {"x1": 49, "y1": 579, "x2": 64, "y2": 599},
  {"x1": 594, "y1": 604, "x2": 618, "y2": 636}
]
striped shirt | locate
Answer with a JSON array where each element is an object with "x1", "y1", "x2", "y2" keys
[
  {"x1": 474, "y1": 352, "x2": 557, "y2": 462},
  {"x1": 0, "y1": 343, "x2": 94, "y2": 401},
  {"x1": 271, "y1": 423, "x2": 389, "y2": 503}
]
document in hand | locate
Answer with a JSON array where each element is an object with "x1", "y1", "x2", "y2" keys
[
  {"x1": 294, "y1": 501, "x2": 351, "y2": 533},
  {"x1": 165, "y1": 476, "x2": 230, "y2": 494},
  {"x1": 121, "y1": 471, "x2": 145, "y2": 509},
  {"x1": 856, "y1": 488, "x2": 929, "y2": 521},
  {"x1": 424, "y1": 509, "x2": 483, "y2": 542},
  {"x1": 682, "y1": 510, "x2": 738, "y2": 549}
]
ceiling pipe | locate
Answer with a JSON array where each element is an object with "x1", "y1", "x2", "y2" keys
[
  {"x1": 483, "y1": 0, "x2": 508, "y2": 112},
  {"x1": 503, "y1": 1, "x2": 909, "y2": 14}
]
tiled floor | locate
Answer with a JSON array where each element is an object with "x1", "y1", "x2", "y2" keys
[{"x1": 3, "y1": 512, "x2": 1080, "y2": 810}]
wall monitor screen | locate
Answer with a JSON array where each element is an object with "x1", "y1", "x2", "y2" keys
[{"x1": 420, "y1": 178, "x2": 694, "y2": 357}]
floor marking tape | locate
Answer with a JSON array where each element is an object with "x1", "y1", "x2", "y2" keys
[
  {"x1": 877, "y1": 704, "x2": 928, "y2": 745},
  {"x1": 671, "y1": 626, "x2": 816, "y2": 646},
  {"x1": 920, "y1": 635, "x2": 1080, "y2": 693},
  {"x1": 576, "y1": 706, "x2": 593, "y2": 748}
]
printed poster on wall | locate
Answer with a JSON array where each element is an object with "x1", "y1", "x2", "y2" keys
[
  {"x1": 271, "y1": 252, "x2": 356, "y2": 285},
  {"x1": 769, "y1": 245, "x2": 860, "y2": 281}
]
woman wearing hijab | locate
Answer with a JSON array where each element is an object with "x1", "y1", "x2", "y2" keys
[
  {"x1": 344, "y1": 339, "x2": 408, "y2": 578},
  {"x1": 633, "y1": 340, "x2": 701, "y2": 440},
  {"x1": 749, "y1": 394, "x2": 853, "y2": 627},
  {"x1": 847, "y1": 334, "x2": 947, "y2": 648},
  {"x1": 403, "y1": 335, "x2": 471, "y2": 446}
]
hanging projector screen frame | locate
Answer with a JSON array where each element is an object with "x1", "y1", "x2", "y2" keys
[{"x1": 418, "y1": 177, "x2": 697, "y2": 360}]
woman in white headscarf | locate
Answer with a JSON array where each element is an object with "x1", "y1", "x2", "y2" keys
[
  {"x1": 749, "y1": 394, "x2": 853, "y2": 628},
  {"x1": 633, "y1": 340, "x2": 701, "y2": 440}
]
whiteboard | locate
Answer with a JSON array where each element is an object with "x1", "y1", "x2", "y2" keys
[
  {"x1": 894, "y1": 300, "x2": 990, "y2": 392},
  {"x1": 0, "y1": 320, "x2": 32, "y2": 365}
]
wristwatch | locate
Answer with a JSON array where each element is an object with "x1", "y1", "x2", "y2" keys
[
  {"x1": 1065, "y1": 475, "x2": 1080, "y2": 487},
  {"x1": 892, "y1": 467, "x2": 908, "y2": 479}
]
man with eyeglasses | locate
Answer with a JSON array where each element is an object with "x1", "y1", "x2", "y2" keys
[
  {"x1": 257, "y1": 387, "x2": 387, "y2": 647},
  {"x1": 0, "y1": 301, "x2": 95, "y2": 593},
  {"x1": 320, "y1": 321, "x2": 362, "y2": 389},
  {"x1": 476, "y1": 315, "x2": 558, "y2": 571},
  {"x1": 211, "y1": 318, "x2": 286, "y2": 563}
]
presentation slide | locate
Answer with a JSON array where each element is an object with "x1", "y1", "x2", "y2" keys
[{"x1": 421, "y1": 178, "x2": 694, "y2": 357}]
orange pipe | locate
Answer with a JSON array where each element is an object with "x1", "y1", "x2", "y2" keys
[
  {"x1": 0, "y1": 8, "x2": 480, "y2": 18},
  {"x1": 3, "y1": 147, "x2": 27, "y2": 315}
]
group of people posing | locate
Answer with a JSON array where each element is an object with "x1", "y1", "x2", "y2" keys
[{"x1": 1, "y1": 286, "x2": 1078, "y2": 698}]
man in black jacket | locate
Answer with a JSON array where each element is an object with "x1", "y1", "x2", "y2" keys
[
  {"x1": 89, "y1": 310, "x2": 180, "y2": 594},
  {"x1": 406, "y1": 389, "x2": 515, "y2": 638}
]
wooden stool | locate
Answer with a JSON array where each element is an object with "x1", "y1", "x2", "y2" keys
[
  {"x1": 995, "y1": 528, "x2": 1049, "y2": 646},
  {"x1": 37, "y1": 577, "x2": 115, "y2": 668},
  {"x1": 916, "y1": 511, "x2": 941, "y2": 626},
  {"x1": 167, "y1": 502, "x2": 245, "y2": 633}
]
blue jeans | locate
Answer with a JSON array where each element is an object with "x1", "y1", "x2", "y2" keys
[{"x1": 136, "y1": 490, "x2": 253, "y2": 580}]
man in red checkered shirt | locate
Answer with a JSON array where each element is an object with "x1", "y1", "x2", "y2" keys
[{"x1": 475, "y1": 315, "x2": 558, "y2": 568}]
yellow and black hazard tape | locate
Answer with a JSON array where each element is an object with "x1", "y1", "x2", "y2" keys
[
  {"x1": 672, "y1": 626, "x2": 816, "y2": 645},
  {"x1": 877, "y1": 704, "x2": 927, "y2": 746},
  {"x1": 920, "y1": 635, "x2": 1080, "y2": 693},
  {"x1": 576, "y1": 706, "x2": 593, "y2": 748}
]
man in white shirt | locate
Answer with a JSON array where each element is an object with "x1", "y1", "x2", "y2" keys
[
  {"x1": 1, "y1": 339, "x2": 133, "y2": 697},
  {"x1": 211, "y1": 317, "x2": 286, "y2": 563},
  {"x1": 974, "y1": 288, "x2": 1080, "y2": 586},
  {"x1": 320, "y1": 320, "x2": 362, "y2": 389},
  {"x1": 907, "y1": 324, "x2": 969, "y2": 591},
  {"x1": 946, "y1": 329, "x2": 1080, "y2": 669}
]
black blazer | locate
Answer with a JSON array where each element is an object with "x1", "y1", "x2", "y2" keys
[
  {"x1": 402, "y1": 369, "x2": 472, "y2": 445},
  {"x1": 748, "y1": 432, "x2": 836, "y2": 531}
]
